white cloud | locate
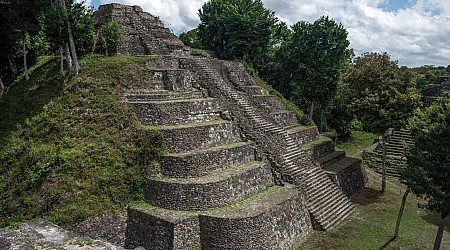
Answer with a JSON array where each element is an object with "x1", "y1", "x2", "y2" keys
[{"x1": 94, "y1": 0, "x2": 450, "y2": 67}]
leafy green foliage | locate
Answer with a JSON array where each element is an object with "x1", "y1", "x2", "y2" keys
[
  {"x1": 179, "y1": 28, "x2": 203, "y2": 49},
  {"x1": 346, "y1": 52, "x2": 421, "y2": 134},
  {"x1": 101, "y1": 20, "x2": 122, "y2": 56},
  {"x1": 69, "y1": 2, "x2": 96, "y2": 56},
  {"x1": 280, "y1": 16, "x2": 350, "y2": 125},
  {"x1": 0, "y1": 55, "x2": 164, "y2": 227},
  {"x1": 401, "y1": 93, "x2": 450, "y2": 217},
  {"x1": 409, "y1": 65, "x2": 445, "y2": 90},
  {"x1": 198, "y1": 0, "x2": 277, "y2": 66}
]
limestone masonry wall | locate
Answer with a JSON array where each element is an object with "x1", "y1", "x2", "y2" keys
[
  {"x1": 161, "y1": 121, "x2": 242, "y2": 153},
  {"x1": 144, "y1": 162, "x2": 273, "y2": 210},
  {"x1": 160, "y1": 142, "x2": 256, "y2": 178},
  {"x1": 199, "y1": 186, "x2": 312, "y2": 250}
]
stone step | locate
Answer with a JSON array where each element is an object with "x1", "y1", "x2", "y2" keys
[
  {"x1": 241, "y1": 85, "x2": 269, "y2": 95},
  {"x1": 317, "y1": 199, "x2": 354, "y2": 230},
  {"x1": 287, "y1": 126, "x2": 320, "y2": 146},
  {"x1": 160, "y1": 141, "x2": 255, "y2": 178},
  {"x1": 158, "y1": 120, "x2": 242, "y2": 153},
  {"x1": 305, "y1": 178, "x2": 336, "y2": 200},
  {"x1": 311, "y1": 192, "x2": 352, "y2": 226},
  {"x1": 130, "y1": 98, "x2": 222, "y2": 126},
  {"x1": 321, "y1": 203, "x2": 355, "y2": 230},
  {"x1": 125, "y1": 90, "x2": 204, "y2": 102},
  {"x1": 198, "y1": 184, "x2": 313, "y2": 249},
  {"x1": 145, "y1": 161, "x2": 273, "y2": 210},
  {"x1": 308, "y1": 185, "x2": 342, "y2": 209},
  {"x1": 314, "y1": 149, "x2": 346, "y2": 168},
  {"x1": 388, "y1": 139, "x2": 414, "y2": 145},
  {"x1": 271, "y1": 111, "x2": 299, "y2": 128}
]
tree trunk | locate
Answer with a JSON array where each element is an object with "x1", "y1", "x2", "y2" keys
[
  {"x1": 381, "y1": 133, "x2": 387, "y2": 192},
  {"x1": 65, "y1": 43, "x2": 72, "y2": 69},
  {"x1": 59, "y1": 0, "x2": 79, "y2": 75},
  {"x1": 393, "y1": 187, "x2": 410, "y2": 238},
  {"x1": 320, "y1": 108, "x2": 324, "y2": 131},
  {"x1": 8, "y1": 54, "x2": 18, "y2": 75},
  {"x1": 67, "y1": 24, "x2": 79, "y2": 75},
  {"x1": 433, "y1": 213, "x2": 447, "y2": 250},
  {"x1": 309, "y1": 101, "x2": 315, "y2": 120},
  {"x1": 59, "y1": 45, "x2": 65, "y2": 76},
  {"x1": 23, "y1": 35, "x2": 29, "y2": 82},
  {"x1": 0, "y1": 77, "x2": 4, "y2": 96}
]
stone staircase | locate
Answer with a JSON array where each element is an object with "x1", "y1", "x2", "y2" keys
[
  {"x1": 364, "y1": 129, "x2": 414, "y2": 177},
  {"x1": 182, "y1": 56, "x2": 357, "y2": 231},
  {"x1": 124, "y1": 57, "x2": 313, "y2": 249}
]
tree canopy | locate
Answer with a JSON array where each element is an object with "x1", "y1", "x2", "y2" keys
[
  {"x1": 400, "y1": 93, "x2": 450, "y2": 249},
  {"x1": 198, "y1": 0, "x2": 277, "y2": 66},
  {"x1": 280, "y1": 16, "x2": 350, "y2": 125},
  {"x1": 346, "y1": 52, "x2": 421, "y2": 134}
]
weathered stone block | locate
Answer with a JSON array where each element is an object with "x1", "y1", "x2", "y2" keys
[
  {"x1": 241, "y1": 85, "x2": 269, "y2": 95},
  {"x1": 125, "y1": 206, "x2": 200, "y2": 250},
  {"x1": 271, "y1": 111, "x2": 298, "y2": 128},
  {"x1": 94, "y1": 4, "x2": 188, "y2": 55},
  {"x1": 161, "y1": 141, "x2": 256, "y2": 177},
  {"x1": 253, "y1": 95, "x2": 287, "y2": 113},
  {"x1": 125, "y1": 90, "x2": 203, "y2": 102},
  {"x1": 131, "y1": 98, "x2": 222, "y2": 126},
  {"x1": 145, "y1": 162, "x2": 273, "y2": 210},
  {"x1": 161, "y1": 120, "x2": 242, "y2": 153},
  {"x1": 288, "y1": 126, "x2": 320, "y2": 146},
  {"x1": 199, "y1": 185, "x2": 312, "y2": 250},
  {"x1": 304, "y1": 137, "x2": 336, "y2": 160},
  {"x1": 326, "y1": 157, "x2": 366, "y2": 197}
]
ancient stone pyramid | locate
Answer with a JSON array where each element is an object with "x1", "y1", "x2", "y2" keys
[{"x1": 94, "y1": 4, "x2": 367, "y2": 249}]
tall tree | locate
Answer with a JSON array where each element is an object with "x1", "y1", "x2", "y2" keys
[
  {"x1": 0, "y1": 77, "x2": 4, "y2": 96},
  {"x1": 198, "y1": 0, "x2": 277, "y2": 67},
  {"x1": 100, "y1": 20, "x2": 122, "y2": 56},
  {"x1": 399, "y1": 93, "x2": 450, "y2": 249},
  {"x1": 56, "y1": 0, "x2": 79, "y2": 75},
  {"x1": 179, "y1": 28, "x2": 203, "y2": 50},
  {"x1": 346, "y1": 52, "x2": 421, "y2": 191},
  {"x1": 283, "y1": 16, "x2": 350, "y2": 124},
  {"x1": 0, "y1": 0, "x2": 49, "y2": 82}
]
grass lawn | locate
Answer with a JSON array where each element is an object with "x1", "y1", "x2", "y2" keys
[
  {"x1": 293, "y1": 167, "x2": 450, "y2": 250},
  {"x1": 335, "y1": 130, "x2": 378, "y2": 157}
]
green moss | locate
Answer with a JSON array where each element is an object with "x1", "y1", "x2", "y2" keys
[
  {"x1": 300, "y1": 136, "x2": 332, "y2": 150},
  {"x1": 336, "y1": 131, "x2": 377, "y2": 157},
  {"x1": 0, "y1": 55, "x2": 164, "y2": 227}
]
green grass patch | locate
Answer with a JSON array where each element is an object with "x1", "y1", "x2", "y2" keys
[
  {"x1": 336, "y1": 131, "x2": 378, "y2": 157},
  {"x1": 300, "y1": 136, "x2": 332, "y2": 150},
  {"x1": 293, "y1": 169, "x2": 450, "y2": 249},
  {"x1": 0, "y1": 54, "x2": 164, "y2": 227}
]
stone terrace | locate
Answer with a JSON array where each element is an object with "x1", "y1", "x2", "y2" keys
[{"x1": 92, "y1": 4, "x2": 367, "y2": 249}]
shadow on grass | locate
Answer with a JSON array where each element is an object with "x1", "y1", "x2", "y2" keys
[
  {"x1": 378, "y1": 237, "x2": 396, "y2": 250},
  {"x1": 0, "y1": 57, "x2": 64, "y2": 145},
  {"x1": 421, "y1": 211, "x2": 450, "y2": 233},
  {"x1": 350, "y1": 187, "x2": 382, "y2": 206}
]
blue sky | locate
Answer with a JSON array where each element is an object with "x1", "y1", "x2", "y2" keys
[{"x1": 80, "y1": 0, "x2": 450, "y2": 68}]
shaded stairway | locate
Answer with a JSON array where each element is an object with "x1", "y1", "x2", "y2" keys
[
  {"x1": 182, "y1": 56, "x2": 357, "y2": 230},
  {"x1": 364, "y1": 129, "x2": 413, "y2": 177}
]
